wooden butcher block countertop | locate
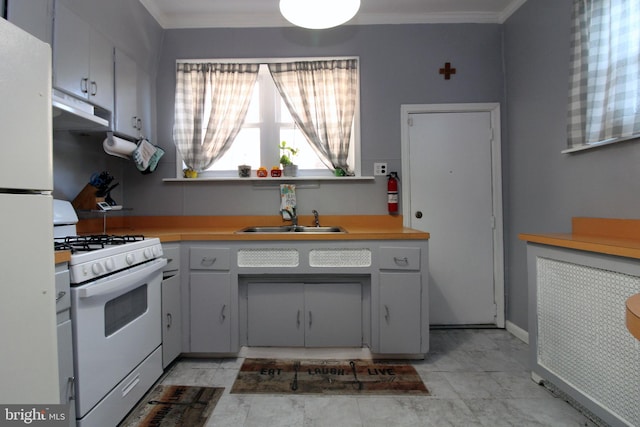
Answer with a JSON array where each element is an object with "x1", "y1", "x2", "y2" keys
[
  {"x1": 76, "y1": 215, "x2": 430, "y2": 242},
  {"x1": 627, "y1": 294, "x2": 640, "y2": 340},
  {"x1": 55, "y1": 251, "x2": 71, "y2": 264},
  {"x1": 519, "y1": 217, "x2": 640, "y2": 260}
]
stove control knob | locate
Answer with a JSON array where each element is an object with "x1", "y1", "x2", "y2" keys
[
  {"x1": 92, "y1": 263, "x2": 104, "y2": 275},
  {"x1": 143, "y1": 248, "x2": 152, "y2": 259},
  {"x1": 126, "y1": 253, "x2": 136, "y2": 265},
  {"x1": 152, "y1": 246, "x2": 162, "y2": 257},
  {"x1": 104, "y1": 258, "x2": 116, "y2": 271}
]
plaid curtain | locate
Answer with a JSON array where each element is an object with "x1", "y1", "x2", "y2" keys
[
  {"x1": 173, "y1": 63, "x2": 259, "y2": 171},
  {"x1": 566, "y1": 0, "x2": 640, "y2": 149},
  {"x1": 268, "y1": 60, "x2": 358, "y2": 174}
]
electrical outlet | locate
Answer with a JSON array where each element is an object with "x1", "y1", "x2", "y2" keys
[{"x1": 374, "y1": 162, "x2": 388, "y2": 176}]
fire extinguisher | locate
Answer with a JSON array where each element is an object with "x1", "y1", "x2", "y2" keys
[{"x1": 387, "y1": 172, "x2": 399, "y2": 215}]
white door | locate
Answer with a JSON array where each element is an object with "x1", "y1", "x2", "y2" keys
[{"x1": 401, "y1": 104, "x2": 504, "y2": 326}]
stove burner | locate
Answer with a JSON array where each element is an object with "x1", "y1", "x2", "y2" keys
[
  {"x1": 54, "y1": 241, "x2": 74, "y2": 252},
  {"x1": 54, "y1": 235, "x2": 145, "y2": 254}
]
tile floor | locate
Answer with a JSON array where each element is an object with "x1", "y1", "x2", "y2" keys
[{"x1": 158, "y1": 329, "x2": 598, "y2": 426}]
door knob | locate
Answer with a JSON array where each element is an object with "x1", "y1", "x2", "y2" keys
[{"x1": 415, "y1": 211, "x2": 423, "y2": 218}]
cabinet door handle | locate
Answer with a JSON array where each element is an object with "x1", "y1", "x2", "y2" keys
[
  {"x1": 56, "y1": 291, "x2": 66, "y2": 302},
  {"x1": 220, "y1": 304, "x2": 227, "y2": 322},
  {"x1": 90, "y1": 81, "x2": 97, "y2": 96},
  {"x1": 393, "y1": 256, "x2": 409, "y2": 266},
  {"x1": 201, "y1": 257, "x2": 216, "y2": 267},
  {"x1": 308, "y1": 311, "x2": 312, "y2": 328},
  {"x1": 166, "y1": 313, "x2": 172, "y2": 328},
  {"x1": 137, "y1": 117, "x2": 142, "y2": 130},
  {"x1": 131, "y1": 116, "x2": 138, "y2": 129},
  {"x1": 384, "y1": 305, "x2": 390, "y2": 323},
  {"x1": 67, "y1": 376, "x2": 75, "y2": 401},
  {"x1": 80, "y1": 78, "x2": 89, "y2": 94},
  {"x1": 296, "y1": 309, "x2": 301, "y2": 328}
]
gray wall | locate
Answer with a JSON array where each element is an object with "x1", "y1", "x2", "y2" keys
[
  {"x1": 503, "y1": 0, "x2": 640, "y2": 330},
  {"x1": 121, "y1": 24, "x2": 504, "y2": 217}
]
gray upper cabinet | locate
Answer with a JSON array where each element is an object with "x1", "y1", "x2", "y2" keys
[
  {"x1": 53, "y1": 3, "x2": 114, "y2": 110},
  {"x1": 114, "y1": 48, "x2": 138, "y2": 139},
  {"x1": 114, "y1": 48, "x2": 153, "y2": 140},
  {"x1": 7, "y1": 0, "x2": 53, "y2": 45},
  {"x1": 137, "y1": 68, "x2": 153, "y2": 140}
]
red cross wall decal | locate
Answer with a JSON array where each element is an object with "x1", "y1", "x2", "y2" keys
[{"x1": 439, "y1": 62, "x2": 456, "y2": 80}]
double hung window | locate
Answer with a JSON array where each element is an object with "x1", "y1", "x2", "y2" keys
[
  {"x1": 173, "y1": 58, "x2": 360, "y2": 177},
  {"x1": 565, "y1": 0, "x2": 640, "y2": 152}
]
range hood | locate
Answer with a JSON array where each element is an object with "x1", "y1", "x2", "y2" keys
[{"x1": 52, "y1": 89, "x2": 111, "y2": 132}]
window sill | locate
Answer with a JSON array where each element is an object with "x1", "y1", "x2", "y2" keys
[{"x1": 163, "y1": 175, "x2": 376, "y2": 183}]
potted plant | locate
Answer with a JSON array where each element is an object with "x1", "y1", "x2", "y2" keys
[{"x1": 279, "y1": 140, "x2": 299, "y2": 177}]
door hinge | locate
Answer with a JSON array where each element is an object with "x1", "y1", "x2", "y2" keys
[
  {"x1": 491, "y1": 215, "x2": 496, "y2": 229},
  {"x1": 408, "y1": 116, "x2": 413, "y2": 126}
]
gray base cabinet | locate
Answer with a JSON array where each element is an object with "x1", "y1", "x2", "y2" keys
[
  {"x1": 161, "y1": 273, "x2": 182, "y2": 367},
  {"x1": 247, "y1": 283, "x2": 304, "y2": 347},
  {"x1": 161, "y1": 244, "x2": 182, "y2": 367},
  {"x1": 55, "y1": 264, "x2": 75, "y2": 426},
  {"x1": 247, "y1": 282, "x2": 362, "y2": 347},
  {"x1": 379, "y1": 272, "x2": 422, "y2": 354},
  {"x1": 190, "y1": 272, "x2": 232, "y2": 352},
  {"x1": 184, "y1": 240, "x2": 428, "y2": 356}
]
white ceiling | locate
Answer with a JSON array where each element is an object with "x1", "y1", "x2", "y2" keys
[{"x1": 139, "y1": 0, "x2": 527, "y2": 29}]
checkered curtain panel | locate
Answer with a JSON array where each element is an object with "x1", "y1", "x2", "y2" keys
[
  {"x1": 173, "y1": 63, "x2": 259, "y2": 171},
  {"x1": 268, "y1": 60, "x2": 358, "y2": 174},
  {"x1": 566, "y1": 0, "x2": 640, "y2": 149}
]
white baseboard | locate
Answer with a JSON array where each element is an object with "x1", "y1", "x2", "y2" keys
[{"x1": 506, "y1": 320, "x2": 529, "y2": 344}]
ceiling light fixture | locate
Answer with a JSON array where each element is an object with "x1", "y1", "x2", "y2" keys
[{"x1": 279, "y1": 0, "x2": 361, "y2": 30}]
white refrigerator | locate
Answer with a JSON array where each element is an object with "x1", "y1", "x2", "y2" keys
[{"x1": 0, "y1": 17, "x2": 59, "y2": 404}]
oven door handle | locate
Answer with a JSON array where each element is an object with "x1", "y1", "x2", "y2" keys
[{"x1": 77, "y1": 258, "x2": 167, "y2": 299}]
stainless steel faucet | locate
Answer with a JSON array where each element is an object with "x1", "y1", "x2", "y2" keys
[
  {"x1": 312, "y1": 209, "x2": 320, "y2": 227},
  {"x1": 282, "y1": 208, "x2": 298, "y2": 226}
]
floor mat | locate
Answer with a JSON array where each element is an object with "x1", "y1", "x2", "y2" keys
[
  {"x1": 230, "y1": 358, "x2": 429, "y2": 395},
  {"x1": 119, "y1": 385, "x2": 224, "y2": 427}
]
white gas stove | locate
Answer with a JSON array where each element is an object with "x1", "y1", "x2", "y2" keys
[
  {"x1": 55, "y1": 234, "x2": 164, "y2": 283},
  {"x1": 53, "y1": 199, "x2": 163, "y2": 284},
  {"x1": 53, "y1": 199, "x2": 166, "y2": 427}
]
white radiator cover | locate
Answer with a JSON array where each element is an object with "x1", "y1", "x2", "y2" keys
[{"x1": 536, "y1": 257, "x2": 640, "y2": 426}]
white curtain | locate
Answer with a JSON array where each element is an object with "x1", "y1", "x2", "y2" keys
[
  {"x1": 173, "y1": 63, "x2": 259, "y2": 171},
  {"x1": 268, "y1": 60, "x2": 358, "y2": 174},
  {"x1": 566, "y1": 0, "x2": 640, "y2": 149}
]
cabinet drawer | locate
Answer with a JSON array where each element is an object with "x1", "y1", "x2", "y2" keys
[
  {"x1": 379, "y1": 247, "x2": 421, "y2": 270},
  {"x1": 162, "y1": 245, "x2": 180, "y2": 272},
  {"x1": 189, "y1": 247, "x2": 230, "y2": 270}
]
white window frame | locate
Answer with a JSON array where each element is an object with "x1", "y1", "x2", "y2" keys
[{"x1": 173, "y1": 56, "x2": 362, "y2": 179}]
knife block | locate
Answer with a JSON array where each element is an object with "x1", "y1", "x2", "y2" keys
[{"x1": 72, "y1": 184, "x2": 105, "y2": 210}]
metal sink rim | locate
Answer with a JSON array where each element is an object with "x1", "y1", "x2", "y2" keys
[{"x1": 236, "y1": 225, "x2": 346, "y2": 233}]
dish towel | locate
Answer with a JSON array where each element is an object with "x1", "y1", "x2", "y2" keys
[
  {"x1": 133, "y1": 139, "x2": 164, "y2": 173},
  {"x1": 280, "y1": 184, "x2": 296, "y2": 219}
]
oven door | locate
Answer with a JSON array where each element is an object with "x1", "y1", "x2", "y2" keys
[{"x1": 71, "y1": 257, "x2": 167, "y2": 418}]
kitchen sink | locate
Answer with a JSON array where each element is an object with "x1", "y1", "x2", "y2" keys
[{"x1": 237, "y1": 225, "x2": 346, "y2": 233}]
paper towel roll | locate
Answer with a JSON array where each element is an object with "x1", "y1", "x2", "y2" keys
[{"x1": 103, "y1": 135, "x2": 137, "y2": 159}]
